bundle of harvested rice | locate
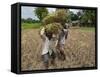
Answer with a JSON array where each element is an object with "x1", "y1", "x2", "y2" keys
[
  {"x1": 45, "y1": 23, "x2": 63, "y2": 34},
  {"x1": 42, "y1": 9, "x2": 67, "y2": 25}
]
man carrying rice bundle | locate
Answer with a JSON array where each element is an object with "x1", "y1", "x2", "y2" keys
[
  {"x1": 56, "y1": 23, "x2": 69, "y2": 61},
  {"x1": 40, "y1": 23, "x2": 62, "y2": 68}
]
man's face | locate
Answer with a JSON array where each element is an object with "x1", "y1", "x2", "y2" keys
[
  {"x1": 52, "y1": 29, "x2": 62, "y2": 40},
  {"x1": 52, "y1": 34, "x2": 59, "y2": 40}
]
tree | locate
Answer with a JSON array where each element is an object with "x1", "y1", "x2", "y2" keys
[
  {"x1": 80, "y1": 10, "x2": 96, "y2": 26},
  {"x1": 69, "y1": 11, "x2": 79, "y2": 21},
  {"x1": 26, "y1": 18, "x2": 33, "y2": 23},
  {"x1": 34, "y1": 7, "x2": 48, "y2": 22}
]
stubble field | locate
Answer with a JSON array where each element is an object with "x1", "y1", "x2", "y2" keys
[{"x1": 21, "y1": 27, "x2": 95, "y2": 71}]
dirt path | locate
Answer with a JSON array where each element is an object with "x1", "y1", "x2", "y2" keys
[{"x1": 21, "y1": 28, "x2": 95, "y2": 71}]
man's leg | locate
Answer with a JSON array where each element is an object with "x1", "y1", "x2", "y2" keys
[
  {"x1": 42, "y1": 53, "x2": 49, "y2": 69},
  {"x1": 50, "y1": 50, "x2": 56, "y2": 65},
  {"x1": 59, "y1": 44, "x2": 66, "y2": 60}
]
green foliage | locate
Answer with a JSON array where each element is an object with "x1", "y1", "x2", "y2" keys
[
  {"x1": 22, "y1": 22, "x2": 42, "y2": 29},
  {"x1": 34, "y1": 7, "x2": 48, "y2": 21},
  {"x1": 69, "y1": 11, "x2": 79, "y2": 21},
  {"x1": 68, "y1": 9, "x2": 96, "y2": 27},
  {"x1": 80, "y1": 10, "x2": 96, "y2": 25},
  {"x1": 21, "y1": 18, "x2": 40, "y2": 23}
]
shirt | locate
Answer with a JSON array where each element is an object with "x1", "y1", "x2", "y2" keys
[
  {"x1": 58, "y1": 29, "x2": 68, "y2": 45},
  {"x1": 40, "y1": 27, "x2": 54, "y2": 55},
  {"x1": 42, "y1": 36, "x2": 50, "y2": 55}
]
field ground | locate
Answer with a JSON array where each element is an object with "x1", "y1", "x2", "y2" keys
[{"x1": 21, "y1": 26, "x2": 95, "y2": 71}]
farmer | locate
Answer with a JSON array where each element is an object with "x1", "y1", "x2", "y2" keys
[
  {"x1": 40, "y1": 27, "x2": 56, "y2": 69},
  {"x1": 56, "y1": 23, "x2": 69, "y2": 61}
]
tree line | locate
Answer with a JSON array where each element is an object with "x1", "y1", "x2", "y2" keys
[{"x1": 22, "y1": 7, "x2": 96, "y2": 27}]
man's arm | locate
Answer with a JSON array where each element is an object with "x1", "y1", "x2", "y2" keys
[
  {"x1": 40, "y1": 27, "x2": 46, "y2": 41},
  {"x1": 64, "y1": 29, "x2": 68, "y2": 39}
]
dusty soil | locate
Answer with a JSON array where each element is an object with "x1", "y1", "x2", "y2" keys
[{"x1": 21, "y1": 28, "x2": 95, "y2": 71}]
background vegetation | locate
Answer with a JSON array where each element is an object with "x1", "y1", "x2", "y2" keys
[{"x1": 21, "y1": 8, "x2": 96, "y2": 29}]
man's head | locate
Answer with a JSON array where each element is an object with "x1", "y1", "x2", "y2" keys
[
  {"x1": 45, "y1": 31, "x2": 53, "y2": 40},
  {"x1": 44, "y1": 23, "x2": 62, "y2": 40}
]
